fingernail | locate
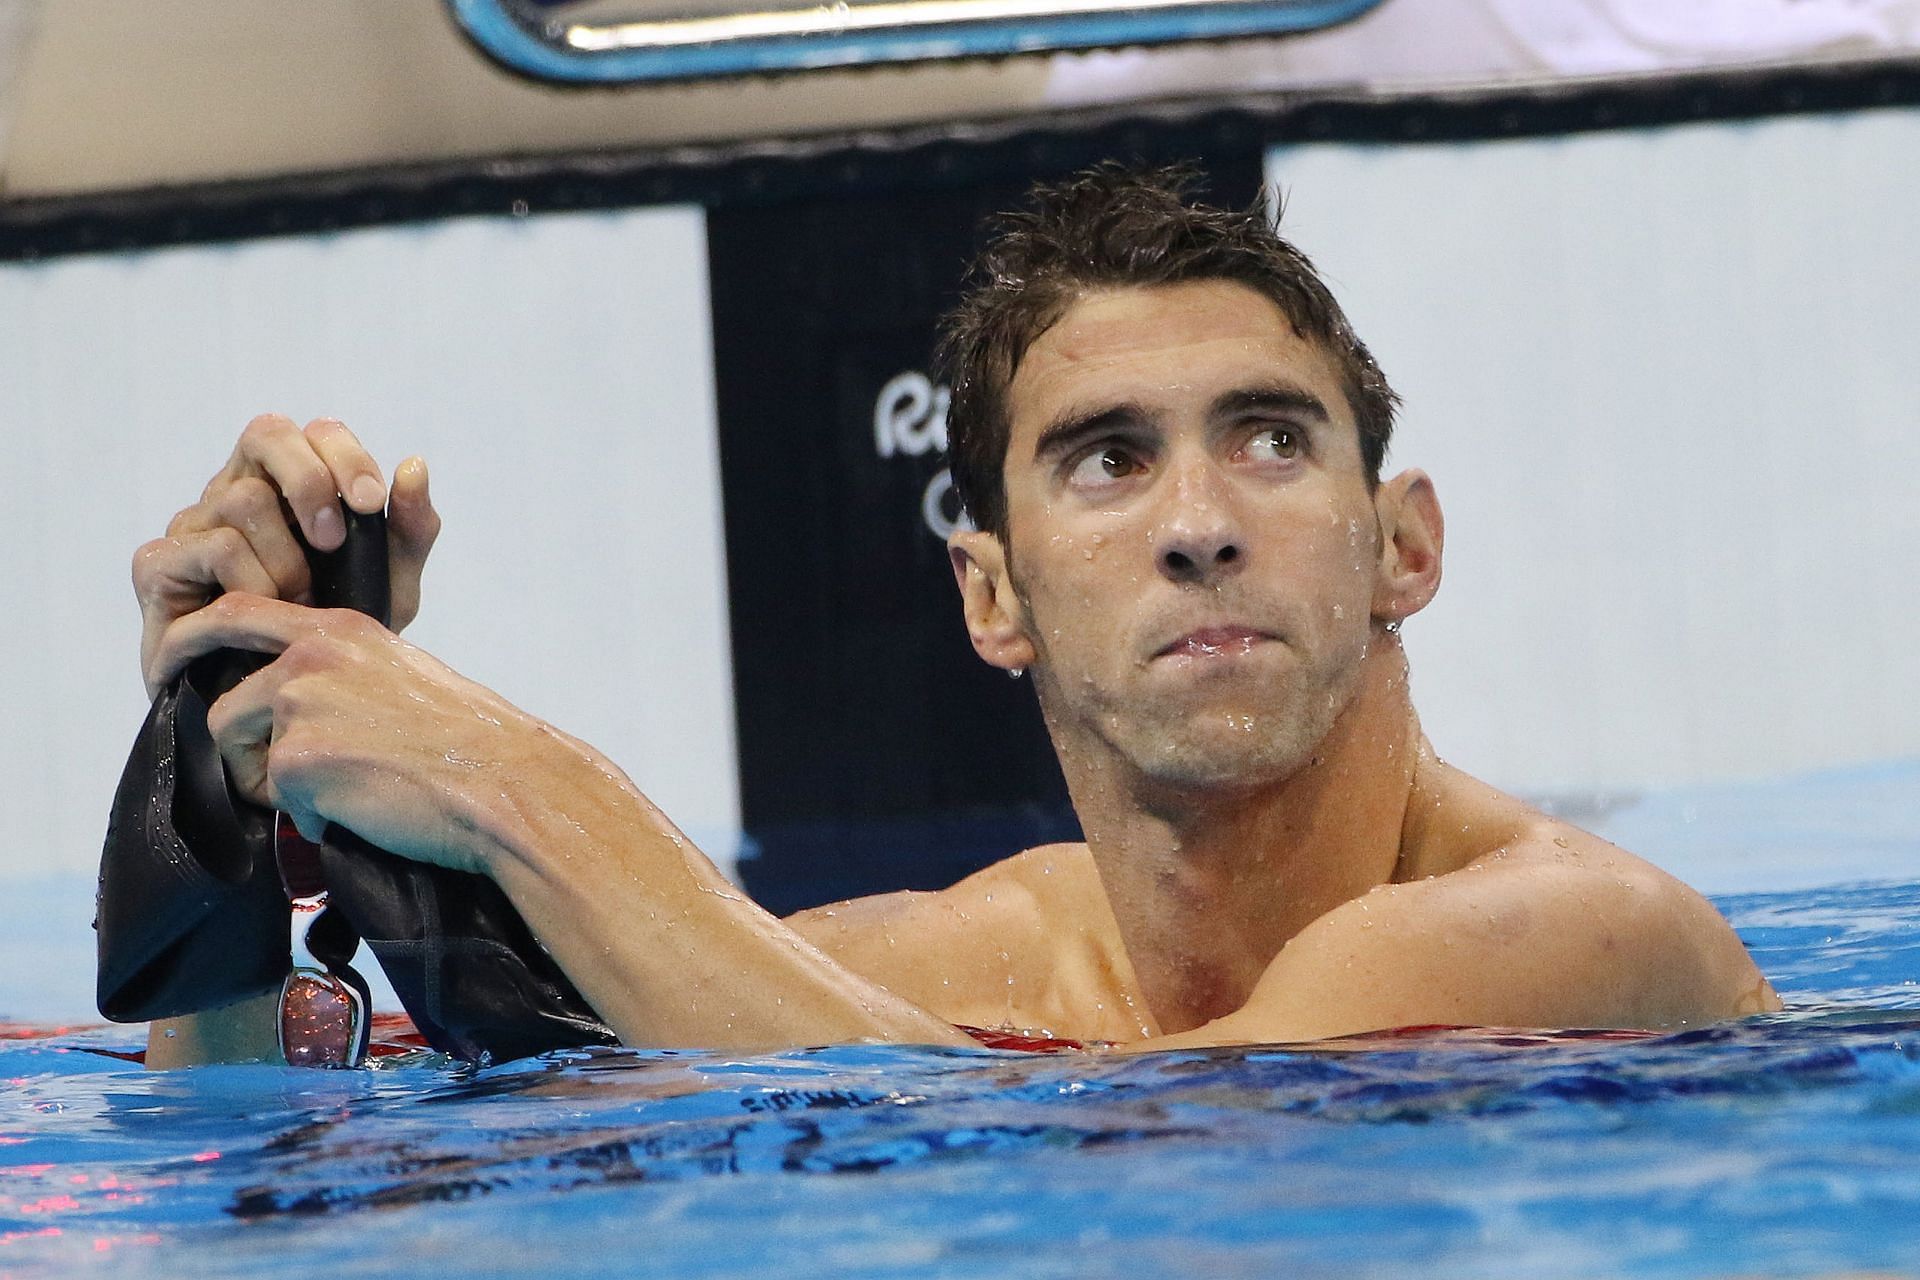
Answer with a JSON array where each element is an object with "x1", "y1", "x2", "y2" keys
[
  {"x1": 312, "y1": 504, "x2": 345, "y2": 548},
  {"x1": 350, "y1": 475, "x2": 385, "y2": 511}
]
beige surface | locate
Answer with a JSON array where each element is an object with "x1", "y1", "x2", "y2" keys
[
  {"x1": 8, "y1": 0, "x2": 1914, "y2": 201},
  {"x1": 0, "y1": 0, "x2": 1054, "y2": 197}
]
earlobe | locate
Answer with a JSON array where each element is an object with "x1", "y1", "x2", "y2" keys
[
  {"x1": 1371, "y1": 470, "x2": 1444, "y2": 627},
  {"x1": 948, "y1": 531, "x2": 1037, "y2": 672}
]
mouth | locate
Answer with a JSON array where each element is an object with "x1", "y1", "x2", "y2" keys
[{"x1": 1151, "y1": 625, "x2": 1278, "y2": 662}]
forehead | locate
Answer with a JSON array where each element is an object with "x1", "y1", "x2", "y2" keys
[{"x1": 1006, "y1": 279, "x2": 1350, "y2": 433}]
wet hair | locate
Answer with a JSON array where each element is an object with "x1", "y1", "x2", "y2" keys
[{"x1": 936, "y1": 162, "x2": 1399, "y2": 539}]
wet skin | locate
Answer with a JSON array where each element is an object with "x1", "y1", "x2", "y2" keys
[
  {"x1": 142, "y1": 290, "x2": 1777, "y2": 1065},
  {"x1": 803, "y1": 280, "x2": 1778, "y2": 1043}
]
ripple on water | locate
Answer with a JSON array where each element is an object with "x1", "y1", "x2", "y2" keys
[{"x1": 1, "y1": 882, "x2": 1916, "y2": 1278}]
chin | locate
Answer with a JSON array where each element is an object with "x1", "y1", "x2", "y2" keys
[{"x1": 1122, "y1": 712, "x2": 1321, "y2": 793}]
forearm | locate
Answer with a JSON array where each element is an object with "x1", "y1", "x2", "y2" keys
[{"x1": 473, "y1": 726, "x2": 971, "y2": 1052}]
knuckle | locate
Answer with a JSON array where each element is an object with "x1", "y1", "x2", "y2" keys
[
  {"x1": 217, "y1": 475, "x2": 277, "y2": 520},
  {"x1": 266, "y1": 733, "x2": 317, "y2": 782},
  {"x1": 269, "y1": 676, "x2": 302, "y2": 718},
  {"x1": 238, "y1": 413, "x2": 296, "y2": 455},
  {"x1": 241, "y1": 412, "x2": 295, "y2": 441},
  {"x1": 131, "y1": 537, "x2": 174, "y2": 585},
  {"x1": 205, "y1": 589, "x2": 254, "y2": 622},
  {"x1": 279, "y1": 637, "x2": 322, "y2": 673},
  {"x1": 164, "y1": 504, "x2": 205, "y2": 537},
  {"x1": 332, "y1": 606, "x2": 379, "y2": 635},
  {"x1": 307, "y1": 607, "x2": 376, "y2": 645},
  {"x1": 205, "y1": 526, "x2": 248, "y2": 566}
]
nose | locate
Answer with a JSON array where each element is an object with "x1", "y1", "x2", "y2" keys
[{"x1": 1152, "y1": 455, "x2": 1245, "y2": 585}]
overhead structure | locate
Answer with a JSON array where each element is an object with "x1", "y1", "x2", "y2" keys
[
  {"x1": 451, "y1": 0, "x2": 1920, "y2": 90},
  {"x1": 450, "y1": 0, "x2": 1388, "y2": 83}
]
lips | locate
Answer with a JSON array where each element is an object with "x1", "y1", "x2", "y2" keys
[{"x1": 1152, "y1": 625, "x2": 1276, "y2": 661}]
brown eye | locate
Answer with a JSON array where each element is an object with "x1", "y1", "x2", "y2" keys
[
  {"x1": 1068, "y1": 445, "x2": 1142, "y2": 489},
  {"x1": 1244, "y1": 427, "x2": 1300, "y2": 461}
]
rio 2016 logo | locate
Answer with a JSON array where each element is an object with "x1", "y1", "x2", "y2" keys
[{"x1": 873, "y1": 370, "x2": 970, "y2": 540}]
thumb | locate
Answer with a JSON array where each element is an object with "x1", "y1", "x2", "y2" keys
[{"x1": 386, "y1": 455, "x2": 442, "y2": 633}]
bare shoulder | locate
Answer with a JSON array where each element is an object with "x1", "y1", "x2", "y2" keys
[
  {"x1": 1391, "y1": 815, "x2": 1780, "y2": 1027},
  {"x1": 1152, "y1": 774, "x2": 1780, "y2": 1049},
  {"x1": 783, "y1": 843, "x2": 1101, "y2": 1019}
]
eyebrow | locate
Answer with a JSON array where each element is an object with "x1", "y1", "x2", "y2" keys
[
  {"x1": 1030, "y1": 404, "x2": 1144, "y2": 464},
  {"x1": 1029, "y1": 379, "x2": 1333, "y2": 463},
  {"x1": 1215, "y1": 381, "x2": 1333, "y2": 425}
]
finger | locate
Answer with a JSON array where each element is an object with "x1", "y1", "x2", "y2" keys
[
  {"x1": 228, "y1": 414, "x2": 346, "y2": 551},
  {"x1": 147, "y1": 593, "x2": 318, "y2": 691},
  {"x1": 136, "y1": 529, "x2": 291, "y2": 692},
  {"x1": 164, "y1": 502, "x2": 216, "y2": 539},
  {"x1": 303, "y1": 418, "x2": 388, "y2": 515},
  {"x1": 205, "y1": 663, "x2": 282, "y2": 807},
  {"x1": 210, "y1": 476, "x2": 314, "y2": 603},
  {"x1": 386, "y1": 455, "x2": 441, "y2": 632}
]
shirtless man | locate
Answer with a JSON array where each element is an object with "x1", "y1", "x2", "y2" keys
[{"x1": 141, "y1": 166, "x2": 1778, "y2": 1065}]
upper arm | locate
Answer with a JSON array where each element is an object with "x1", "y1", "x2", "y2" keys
[
  {"x1": 784, "y1": 855, "x2": 1061, "y2": 1027},
  {"x1": 784, "y1": 889, "x2": 979, "y2": 1015},
  {"x1": 1136, "y1": 854, "x2": 1777, "y2": 1051},
  {"x1": 785, "y1": 891, "x2": 927, "y2": 976}
]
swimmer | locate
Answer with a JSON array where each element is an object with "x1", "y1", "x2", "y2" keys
[{"x1": 139, "y1": 164, "x2": 1778, "y2": 1065}]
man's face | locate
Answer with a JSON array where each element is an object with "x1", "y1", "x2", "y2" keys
[{"x1": 990, "y1": 279, "x2": 1387, "y2": 792}]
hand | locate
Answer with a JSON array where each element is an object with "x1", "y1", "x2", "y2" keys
[
  {"x1": 151, "y1": 592, "x2": 536, "y2": 876},
  {"x1": 133, "y1": 415, "x2": 441, "y2": 697}
]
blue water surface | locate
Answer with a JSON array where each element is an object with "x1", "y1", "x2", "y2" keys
[{"x1": 3, "y1": 769, "x2": 1917, "y2": 1278}]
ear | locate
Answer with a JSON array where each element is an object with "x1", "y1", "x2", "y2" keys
[
  {"x1": 948, "y1": 529, "x2": 1037, "y2": 672},
  {"x1": 1371, "y1": 469, "x2": 1444, "y2": 627}
]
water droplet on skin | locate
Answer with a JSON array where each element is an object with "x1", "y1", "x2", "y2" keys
[{"x1": 1553, "y1": 837, "x2": 1571, "y2": 849}]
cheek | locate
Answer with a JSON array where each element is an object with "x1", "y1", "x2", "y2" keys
[
  {"x1": 1308, "y1": 498, "x2": 1382, "y2": 579},
  {"x1": 1012, "y1": 538, "x2": 1140, "y2": 655},
  {"x1": 1274, "y1": 506, "x2": 1379, "y2": 622}
]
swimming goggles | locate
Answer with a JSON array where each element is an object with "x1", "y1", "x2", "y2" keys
[{"x1": 274, "y1": 814, "x2": 370, "y2": 1068}]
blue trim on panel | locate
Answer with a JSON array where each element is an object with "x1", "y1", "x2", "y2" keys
[{"x1": 450, "y1": 0, "x2": 1388, "y2": 85}]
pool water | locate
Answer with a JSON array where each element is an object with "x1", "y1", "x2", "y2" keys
[{"x1": 4, "y1": 774, "x2": 1918, "y2": 1277}]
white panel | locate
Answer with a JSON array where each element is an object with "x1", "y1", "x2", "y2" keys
[
  {"x1": 1267, "y1": 108, "x2": 1920, "y2": 794},
  {"x1": 0, "y1": 206, "x2": 740, "y2": 880}
]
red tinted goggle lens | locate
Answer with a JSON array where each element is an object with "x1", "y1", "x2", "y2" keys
[{"x1": 278, "y1": 968, "x2": 367, "y2": 1068}]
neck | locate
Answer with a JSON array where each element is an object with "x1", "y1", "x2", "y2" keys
[{"x1": 1057, "y1": 638, "x2": 1423, "y2": 1035}]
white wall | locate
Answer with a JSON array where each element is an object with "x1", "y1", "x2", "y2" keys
[
  {"x1": 0, "y1": 205, "x2": 740, "y2": 879},
  {"x1": 5, "y1": 106, "x2": 1917, "y2": 889},
  {"x1": 1268, "y1": 107, "x2": 1920, "y2": 795}
]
